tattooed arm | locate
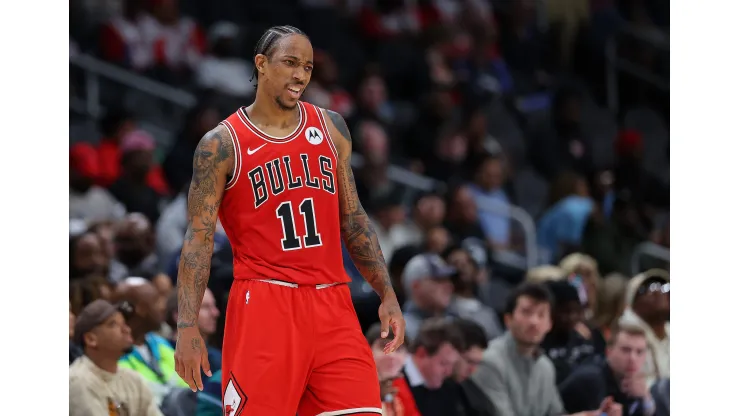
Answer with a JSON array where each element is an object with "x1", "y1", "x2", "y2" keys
[
  {"x1": 324, "y1": 110, "x2": 394, "y2": 298},
  {"x1": 324, "y1": 109, "x2": 405, "y2": 351},
  {"x1": 174, "y1": 124, "x2": 233, "y2": 390}
]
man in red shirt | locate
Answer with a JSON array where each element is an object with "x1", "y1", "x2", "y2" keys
[{"x1": 174, "y1": 25, "x2": 405, "y2": 416}]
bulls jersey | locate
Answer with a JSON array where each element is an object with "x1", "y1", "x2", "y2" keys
[{"x1": 217, "y1": 101, "x2": 348, "y2": 285}]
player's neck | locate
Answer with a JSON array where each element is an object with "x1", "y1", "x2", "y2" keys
[{"x1": 248, "y1": 89, "x2": 300, "y2": 128}]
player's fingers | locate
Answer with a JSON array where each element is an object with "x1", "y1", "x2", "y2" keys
[
  {"x1": 379, "y1": 311, "x2": 390, "y2": 339},
  {"x1": 201, "y1": 346, "x2": 213, "y2": 377},
  {"x1": 183, "y1": 362, "x2": 199, "y2": 392},
  {"x1": 174, "y1": 355, "x2": 184, "y2": 379},
  {"x1": 191, "y1": 358, "x2": 205, "y2": 391}
]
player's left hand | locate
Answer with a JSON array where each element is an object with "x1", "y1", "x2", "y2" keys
[{"x1": 378, "y1": 293, "x2": 405, "y2": 354}]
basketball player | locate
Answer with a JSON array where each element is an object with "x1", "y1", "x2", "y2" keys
[{"x1": 174, "y1": 25, "x2": 406, "y2": 416}]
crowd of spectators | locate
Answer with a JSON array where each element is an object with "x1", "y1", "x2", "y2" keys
[{"x1": 69, "y1": 0, "x2": 669, "y2": 415}]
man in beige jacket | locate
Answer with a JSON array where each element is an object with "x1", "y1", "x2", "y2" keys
[{"x1": 69, "y1": 299, "x2": 162, "y2": 416}]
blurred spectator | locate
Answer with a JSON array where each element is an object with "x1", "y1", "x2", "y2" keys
[
  {"x1": 498, "y1": 0, "x2": 551, "y2": 86},
  {"x1": 592, "y1": 273, "x2": 628, "y2": 343},
  {"x1": 99, "y1": 0, "x2": 153, "y2": 71},
  {"x1": 540, "y1": 280, "x2": 598, "y2": 384},
  {"x1": 546, "y1": 0, "x2": 589, "y2": 70},
  {"x1": 115, "y1": 277, "x2": 188, "y2": 404},
  {"x1": 110, "y1": 213, "x2": 160, "y2": 283},
  {"x1": 581, "y1": 190, "x2": 646, "y2": 275},
  {"x1": 370, "y1": 191, "x2": 411, "y2": 262},
  {"x1": 651, "y1": 378, "x2": 669, "y2": 416},
  {"x1": 165, "y1": 288, "x2": 222, "y2": 373},
  {"x1": 530, "y1": 88, "x2": 593, "y2": 178},
  {"x1": 110, "y1": 131, "x2": 168, "y2": 223},
  {"x1": 393, "y1": 193, "x2": 447, "y2": 249},
  {"x1": 70, "y1": 231, "x2": 109, "y2": 280},
  {"x1": 195, "y1": 22, "x2": 254, "y2": 98},
  {"x1": 453, "y1": 318, "x2": 497, "y2": 416},
  {"x1": 70, "y1": 301, "x2": 84, "y2": 364},
  {"x1": 393, "y1": 318, "x2": 467, "y2": 416},
  {"x1": 71, "y1": 274, "x2": 114, "y2": 318},
  {"x1": 469, "y1": 153, "x2": 512, "y2": 250},
  {"x1": 424, "y1": 124, "x2": 470, "y2": 183},
  {"x1": 303, "y1": 50, "x2": 355, "y2": 117},
  {"x1": 443, "y1": 245, "x2": 502, "y2": 339},
  {"x1": 142, "y1": 0, "x2": 207, "y2": 81},
  {"x1": 358, "y1": 1, "x2": 421, "y2": 40},
  {"x1": 559, "y1": 322, "x2": 656, "y2": 416},
  {"x1": 559, "y1": 253, "x2": 601, "y2": 320},
  {"x1": 366, "y1": 323, "x2": 409, "y2": 416},
  {"x1": 69, "y1": 143, "x2": 125, "y2": 222},
  {"x1": 614, "y1": 130, "x2": 669, "y2": 210},
  {"x1": 463, "y1": 109, "x2": 504, "y2": 167},
  {"x1": 444, "y1": 185, "x2": 487, "y2": 244},
  {"x1": 423, "y1": 225, "x2": 451, "y2": 254},
  {"x1": 537, "y1": 172, "x2": 593, "y2": 263},
  {"x1": 388, "y1": 245, "x2": 422, "y2": 304},
  {"x1": 525, "y1": 265, "x2": 565, "y2": 283},
  {"x1": 619, "y1": 270, "x2": 670, "y2": 386},
  {"x1": 401, "y1": 253, "x2": 457, "y2": 340},
  {"x1": 195, "y1": 369, "x2": 223, "y2": 416},
  {"x1": 69, "y1": 299, "x2": 162, "y2": 416},
  {"x1": 163, "y1": 102, "x2": 222, "y2": 193},
  {"x1": 471, "y1": 282, "x2": 617, "y2": 416},
  {"x1": 95, "y1": 109, "x2": 170, "y2": 194}
]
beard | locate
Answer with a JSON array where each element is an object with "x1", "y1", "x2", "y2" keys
[{"x1": 275, "y1": 95, "x2": 297, "y2": 110}]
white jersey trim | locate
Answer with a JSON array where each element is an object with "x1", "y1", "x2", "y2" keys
[
  {"x1": 315, "y1": 107, "x2": 339, "y2": 162},
  {"x1": 236, "y1": 102, "x2": 307, "y2": 144}
]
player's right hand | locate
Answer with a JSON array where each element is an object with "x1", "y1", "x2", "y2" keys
[{"x1": 174, "y1": 326, "x2": 212, "y2": 392}]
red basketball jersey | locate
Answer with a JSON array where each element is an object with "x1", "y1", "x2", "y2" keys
[{"x1": 217, "y1": 101, "x2": 348, "y2": 285}]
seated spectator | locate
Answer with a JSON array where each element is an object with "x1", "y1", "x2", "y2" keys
[
  {"x1": 559, "y1": 323, "x2": 658, "y2": 416},
  {"x1": 592, "y1": 273, "x2": 628, "y2": 344},
  {"x1": 619, "y1": 269, "x2": 670, "y2": 386},
  {"x1": 559, "y1": 253, "x2": 602, "y2": 320},
  {"x1": 453, "y1": 319, "x2": 496, "y2": 416},
  {"x1": 469, "y1": 153, "x2": 512, "y2": 250},
  {"x1": 444, "y1": 185, "x2": 488, "y2": 244},
  {"x1": 115, "y1": 277, "x2": 188, "y2": 404},
  {"x1": 370, "y1": 191, "x2": 411, "y2": 262},
  {"x1": 401, "y1": 253, "x2": 457, "y2": 340},
  {"x1": 69, "y1": 143, "x2": 125, "y2": 222},
  {"x1": 525, "y1": 265, "x2": 566, "y2": 283},
  {"x1": 471, "y1": 282, "x2": 617, "y2": 416},
  {"x1": 69, "y1": 299, "x2": 162, "y2": 416},
  {"x1": 302, "y1": 50, "x2": 354, "y2": 118},
  {"x1": 423, "y1": 225, "x2": 452, "y2": 254},
  {"x1": 393, "y1": 193, "x2": 447, "y2": 250},
  {"x1": 393, "y1": 318, "x2": 467, "y2": 416},
  {"x1": 95, "y1": 109, "x2": 169, "y2": 194},
  {"x1": 111, "y1": 213, "x2": 160, "y2": 283},
  {"x1": 540, "y1": 280, "x2": 599, "y2": 384},
  {"x1": 444, "y1": 245, "x2": 503, "y2": 339},
  {"x1": 110, "y1": 131, "x2": 169, "y2": 224},
  {"x1": 195, "y1": 22, "x2": 255, "y2": 98},
  {"x1": 70, "y1": 231, "x2": 109, "y2": 280},
  {"x1": 366, "y1": 323, "x2": 409, "y2": 416},
  {"x1": 70, "y1": 301, "x2": 83, "y2": 365},
  {"x1": 537, "y1": 172, "x2": 594, "y2": 263},
  {"x1": 99, "y1": 0, "x2": 152, "y2": 71},
  {"x1": 165, "y1": 288, "x2": 222, "y2": 373}
]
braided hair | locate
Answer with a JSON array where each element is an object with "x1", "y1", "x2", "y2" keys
[{"x1": 251, "y1": 25, "x2": 308, "y2": 86}]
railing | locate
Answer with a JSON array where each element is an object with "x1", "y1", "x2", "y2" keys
[
  {"x1": 631, "y1": 241, "x2": 670, "y2": 276},
  {"x1": 69, "y1": 53, "x2": 540, "y2": 271},
  {"x1": 605, "y1": 24, "x2": 670, "y2": 112}
]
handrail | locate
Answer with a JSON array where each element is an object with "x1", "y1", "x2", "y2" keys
[
  {"x1": 477, "y1": 200, "x2": 539, "y2": 270},
  {"x1": 70, "y1": 54, "x2": 198, "y2": 116},
  {"x1": 631, "y1": 241, "x2": 670, "y2": 275},
  {"x1": 605, "y1": 24, "x2": 669, "y2": 112}
]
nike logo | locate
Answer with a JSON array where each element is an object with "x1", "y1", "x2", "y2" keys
[{"x1": 247, "y1": 144, "x2": 266, "y2": 155}]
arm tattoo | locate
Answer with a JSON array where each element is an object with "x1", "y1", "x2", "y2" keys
[
  {"x1": 327, "y1": 110, "x2": 394, "y2": 298},
  {"x1": 176, "y1": 126, "x2": 233, "y2": 328}
]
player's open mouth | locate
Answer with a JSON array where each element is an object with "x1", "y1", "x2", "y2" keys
[{"x1": 287, "y1": 86, "x2": 302, "y2": 99}]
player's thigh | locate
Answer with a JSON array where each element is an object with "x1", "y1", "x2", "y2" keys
[
  {"x1": 222, "y1": 280, "x2": 312, "y2": 416},
  {"x1": 297, "y1": 284, "x2": 382, "y2": 416}
]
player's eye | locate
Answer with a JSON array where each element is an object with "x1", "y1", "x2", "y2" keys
[
  {"x1": 284, "y1": 60, "x2": 296, "y2": 66},
  {"x1": 305, "y1": 66, "x2": 313, "y2": 72}
]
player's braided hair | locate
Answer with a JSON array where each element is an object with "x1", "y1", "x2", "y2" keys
[{"x1": 251, "y1": 25, "x2": 307, "y2": 86}]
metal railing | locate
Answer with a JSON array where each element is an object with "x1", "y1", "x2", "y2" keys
[
  {"x1": 631, "y1": 241, "x2": 670, "y2": 276},
  {"x1": 69, "y1": 53, "x2": 540, "y2": 270},
  {"x1": 605, "y1": 24, "x2": 670, "y2": 112}
]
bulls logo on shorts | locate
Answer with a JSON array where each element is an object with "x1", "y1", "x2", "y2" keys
[
  {"x1": 305, "y1": 126, "x2": 323, "y2": 145},
  {"x1": 223, "y1": 374, "x2": 247, "y2": 416}
]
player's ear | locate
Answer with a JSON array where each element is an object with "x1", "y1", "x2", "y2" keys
[{"x1": 254, "y1": 54, "x2": 268, "y2": 75}]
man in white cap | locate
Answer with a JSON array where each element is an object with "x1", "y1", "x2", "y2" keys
[
  {"x1": 619, "y1": 269, "x2": 670, "y2": 386},
  {"x1": 401, "y1": 253, "x2": 458, "y2": 340}
]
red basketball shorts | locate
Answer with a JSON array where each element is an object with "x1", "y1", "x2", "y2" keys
[{"x1": 221, "y1": 279, "x2": 382, "y2": 416}]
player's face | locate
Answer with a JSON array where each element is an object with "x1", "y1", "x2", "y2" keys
[{"x1": 259, "y1": 34, "x2": 314, "y2": 110}]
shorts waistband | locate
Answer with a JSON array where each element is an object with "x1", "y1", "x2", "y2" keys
[{"x1": 255, "y1": 279, "x2": 343, "y2": 290}]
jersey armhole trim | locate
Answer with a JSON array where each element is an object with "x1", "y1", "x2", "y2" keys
[
  {"x1": 316, "y1": 108, "x2": 340, "y2": 161},
  {"x1": 221, "y1": 120, "x2": 242, "y2": 190}
]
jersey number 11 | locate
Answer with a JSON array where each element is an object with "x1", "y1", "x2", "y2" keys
[{"x1": 276, "y1": 198, "x2": 322, "y2": 251}]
